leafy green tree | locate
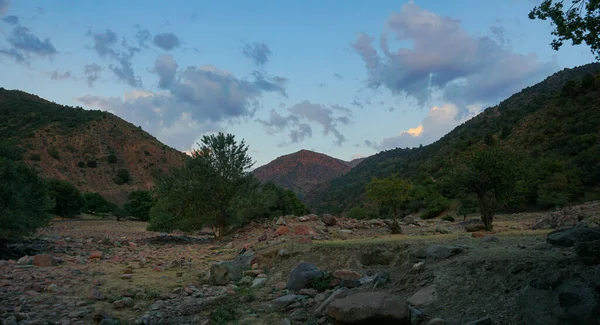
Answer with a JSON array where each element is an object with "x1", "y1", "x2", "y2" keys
[
  {"x1": 0, "y1": 158, "x2": 53, "y2": 240},
  {"x1": 46, "y1": 179, "x2": 85, "y2": 218},
  {"x1": 454, "y1": 147, "x2": 520, "y2": 230},
  {"x1": 366, "y1": 176, "x2": 413, "y2": 233},
  {"x1": 529, "y1": 0, "x2": 600, "y2": 60},
  {"x1": 83, "y1": 192, "x2": 116, "y2": 214},
  {"x1": 124, "y1": 190, "x2": 154, "y2": 221}
]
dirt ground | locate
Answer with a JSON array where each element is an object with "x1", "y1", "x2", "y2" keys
[{"x1": 1, "y1": 204, "x2": 599, "y2": 324}]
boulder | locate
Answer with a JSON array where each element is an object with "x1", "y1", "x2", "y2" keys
[
  {"x1": 407, "y1": 285, "x2": 437, "y2": 307},
  {"x1": 333, "y1": 269, "x2": 362, "y2": 280},
  {"x1": 287, "y1": 262, "x2": 324, "y2": 292},
  {"x1": 293, "y1": 225, "x2": 317, "y2": 236},
  {"x1": 272, "y1": 294, "x2": 301, "y2": 310},
  {"x1": 547, "y1": 226, "x2": 600, "y2": 247},
  {"x1": 574, "y1": 239, "x2": 600, "y2": 265},
  {"x1": 458, "y1": 219, "x2": 486, "y2": 232},
  {"x1": 209, "y1": 250, "x2": 255, "y2": 285},
  {"x1": 425, "y1": 245, "x2": 464, "y2": 262},
  {"x1": 327, "y1": 292, "x2": 410, "y2": 324},
  {"x1": 275, "y1": 226, "x2": 290, "y2": 236},
  {"x1": 518, "y1": 275, "x2": 599, "y2": 324},
  {"x1": 33, "y1": 254, "x2": 56, "y2": 267},
  {"x1": 322, "y1": 214, "x2": 337, "y2": 226},
  {"x1": 276, "y1": 217, "x2": 287, "y2": 226},
  {"x1": 314, "y1": 287, "x2": 350, "y2": 317},
  {"x1": 251, "y1": 278, "x2": 267, "y2": 288}
]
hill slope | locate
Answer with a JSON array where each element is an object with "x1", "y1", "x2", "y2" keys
[
  {"x1": 306, "y1": 63, "x2": 600, "y2": 213},
  {"x1": 252, "y1": 149, "x2": 353, "y2": 198},
  {"x1": 0, "y1": 88, "x2": 187, "y2": 205}
]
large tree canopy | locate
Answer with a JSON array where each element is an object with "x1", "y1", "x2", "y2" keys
[{"x1": 529, "y1": 0, "x2": 600, "y2": 60}]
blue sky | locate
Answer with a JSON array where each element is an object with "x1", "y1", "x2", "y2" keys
[{"x1": 0, "y1": 0, "x2": 595, "y2": 167}]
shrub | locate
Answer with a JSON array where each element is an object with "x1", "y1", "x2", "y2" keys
[
  {"x1": 77, "y1": 161, "x2": 85, "y2": 168},
  {"x1": 210, "y1": 305, "x2": 237, "y2": 324},
  {"x1": 0, "y1": 158, "x2": 53, "y2": 240},
  {"x1": 83, "y1": 192, "x2": 116, "y2": 214},
  {"x1": 29, "y1": 154, "x2": 41, "y2": 161},
  {"x1": 441, "y1": 215, "x2": 455, "y2": 222},
  {"x1": 123, "y1": 190, "x2": 154, "y2": 221},
  {"x1": 86, "y1": 160, "x2": 97, "y2": 168},
  {"x1": 310, "y1": 273, "x2": 332, "y2": 291},
  {"x1": 107, "y1": 154, "x2": 117, "y2": 164},
  {"x1": 65, "y1": 145, "x2": 78, "y2": 153},
  {"x1": 47, "y1": 147, "x2": 60, "y2": 160},
  {"x1": 0, "y1": 144, "x2": 24, "y2": 161},
  {"x1": 144, "y1": 150, "x2": 151, "y2": 156},
  {"x1": 114, "y1": 169, "x2": 130, "y2": 185},
  {"x1": 46, "y1": 179, "x2": 85, "y2": 218},
  {"x1": 420, "y1": 195, "x2": 450, "y2": 220}
]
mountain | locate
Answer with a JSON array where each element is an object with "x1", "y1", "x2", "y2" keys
[
  {"x1": 347, "y1": 157, "x2": 366, "y2": 168},
  {"x1": 306, "y1": 63, "x2": 600, "y2": 214},
  {"x1": 252, "y1": 149, "x2": 355, "y2": 198},
  {"x1": 0, "y1": 88, "x2": 187, "y2": 205}
]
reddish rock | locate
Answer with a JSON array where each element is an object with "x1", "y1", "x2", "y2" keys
[
  {"x1": 258, "y1": 233, "x2": 268, "y2": 242},
  {"x1": 322, "y1": 214, "x2": 337, "y2": 226},
  {"x1": 333, "y1": 269, "x2": 362, "y2": 280},
  {"x1": 128, "y1": 242, "x2": 138, "y2": 248},
  {"x1": 294, "y1": 225, "x2": 317, "y2": 236},
  {"x1": 89, "y1": 251, "x2": 104, "y2": 259},
  {"x1": 33, "y1": 254, "x2": 56, "y2": 267},
  {"x1": 275, "y1": 226, "x2": 290, "y2": 236},
  {"x1": 471, "y1": 232, "x2": 485, "y2": 238}
]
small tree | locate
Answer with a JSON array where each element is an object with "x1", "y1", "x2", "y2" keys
[
  {"x1": 124, "y1": 190, "x2": 154, "y2": 221},
  {"x1": 529, "y1": 0, "x2": 600, "y2": 60},
  {"x1": 46, "y1": 179, "x2": 86, "y2": 218},
  {"x1": 366, "y1": 176, "x2": 413, "y2": 234},
  {"x1": 454, "y1": 147, "x2": 519, "y2": 230}
]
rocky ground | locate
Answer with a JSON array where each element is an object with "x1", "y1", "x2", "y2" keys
[{"x1": 1, "y1": 203, "x2": 600, "y2": 325}]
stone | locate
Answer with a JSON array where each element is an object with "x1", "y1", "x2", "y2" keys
[
  {"x1": 407, "y1": 285, "x2": 437, "y2": 307},
  {"x1": 272, "y1": 294, "x2": 300, "y2": 310},
  {"x1": 481, "y1": 236, "x2": 499, "y2": 242},
  {"x1": 252, "y1": 278, "x2": 267, "y2": 288},
  {"x1": 314, "y1": 287, "x2": 350, "y2": 317},
  {"x1": 327, "y1": 292, "x2": 410, "y2": 324},
  {"x1": 244, "y1": 269, "x2": 263, "y2": 277},
  {"x1": 471, "y1": 232, "x2": 485, "y2": 238},
  {"x1": 409, "y1": 306, "x2": 425, "y2": 325},
  {"x1": 322, "y1": 214, "x2": 337, "y2": 226},
  {"x1": 466, "y1": 317, "x2": 492, "y2": 325},
  {"x1": 121, "y1": 274, "x2": 133, "y2": 280},
  {"x1": 299, "y1": 288, "x2": 319, "y2": 297},
  {"x1": 258, "y1": 233, "x2": 268, "y2": 242},
  {"x1": 224, "y1": 242, "x2": 234, "y2": 249},
  {"x1": 287, "y1": 262, "x2": 324, "y2": 292},
  {"x1": 293, "y1": 225, "x2": 317, "y2": 236},
  {"x1": 547, "y1": 226, "x2": 600, "y2": 247},
  {"x1": 299, "y1": 216, "x2": 309, "y2": 222},
  {"x1": 33, "y1": 254, "x2": 56, "y2": 267},
  {"x1": 427, "y1": 318, "x2": 446, "y2": 325},
  {"x1": 281, "y1": 319, "x2": 292, "y2": 325},
  {"x1": 89, "y1": 287, "x2": 105, "y2": 300},
  {"x1": 276, "y1": 217, "x2": 287, "y2": 226},
  {"x1": 333, "y1": 269, "x2": 362, "y2": 280},
  {"x1": 239, "y1": 276, "x2": 254, "y2": 285},
  {"x1": 113, "y1": 297, "x2": 134, "y2": 309},
  {"x1": 275, "y1": 226, "x2": 290, "y2": 236},
  {"x1": 425, "y1": 245, "x2": 464, "y2": 262},
  {"x1": 17, "y1": 256, "x2": 33, "y2": 265},
  {"x1": 89, "y1": 251, "x2": 104, "y2": 259},
  {"x1": 209, "y1": 250, "x2": 256, "y2": 285},
  {"x1": 459, "y1": 219, "x2": 486, "y2": 232},
  {"x1": 46, "y1": 283, "x2": 59, "y2": 292},
  {"x1": 275, "y1": 282, "x2": 287, "y2": 290},
  {"x1": 278, "y1": 249, "x2": 290, "y2": 257},
  {"x1": 574, "y1": 239, "x2": 600, "y2": 265}
]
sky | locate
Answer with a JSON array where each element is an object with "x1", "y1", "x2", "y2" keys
[{"x1": 0, "y1": 0, "x2": 595, "y2": 167}]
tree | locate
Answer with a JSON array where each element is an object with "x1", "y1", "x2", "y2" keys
[
  {"x1": 454, "y1": 147, "x2": 520, "y2": 230},
  {"x1": 46, "y1": 179, "x2": 86, "y2": 218},
  {"x1": 529, "y1": 0, "x2": 600, "y2": 60},
  {"x1": 83, "y1": 192, "x2": 117, "y2": 214},
  {"x1": 124, "y1": 190, "x2": 154, "y2": 221},
  {"x1": 0, "y1": 158, "x2": 53, "y2": 240},
  {"x1": 366, "y1": 175, "x2": 413, "y2": 234}
]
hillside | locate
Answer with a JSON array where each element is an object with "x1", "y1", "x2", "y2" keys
[
  {"x1": 306, "y1": 63, "x2": 600, "y2": 214},
  {"x1": 252, "y1": 149, "x2": 353, "y2": 198},
  {"x1": 0, "y1": 88, "x2": 187, "y2": 205}
]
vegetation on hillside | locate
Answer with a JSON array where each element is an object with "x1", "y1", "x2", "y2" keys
[
  {"x1": 308, "y1": 63, "x2": 600, "y2": 218},
  {"x1": 46, "y1": 179, "x2": 86, "y2": 218}
]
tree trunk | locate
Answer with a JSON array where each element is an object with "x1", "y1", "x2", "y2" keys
[{"x1": 390, "y1": 206, "x2": 402, "y2": 234}]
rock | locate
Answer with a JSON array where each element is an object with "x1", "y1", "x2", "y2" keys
[
  {"x1": 272, "y1": 294, "x2": 300, "y2": 310},
  {"x1": 281, "y1": 319, "x2": 292, "y2": 325},
  {"x1": 121, "y1": 274, "x2": 133, "y2": 280},
  {"x1": 173, "y1": 287, "x2": 182, "y2": 294},
  {"x1": 276, "y1": 217, "x2": 287, "y2": 226},
  {"x1": 33, "y1": 254, "x2": 56, "y2": 267},
  {"x1": 403, "y1": 215, "x2": 421, "y2": 225},
  {"x1": 299, "y1": 216, "x2": 309, "y2": 222},
  {"x1": 327, "y1": 292, "x2": 410, "y2": 324},
  {"x1": 251, "y1": 278, "x2": 267, "y2": 288},
  {"x1": 275, "y1": 282, "x2": 287, "y2": 290},
  {"x1": 435, "y1": 225, "x2": 451, "y2": 234},
  {"x1": 244, "y1": 269, "x2": 263, "y2": 277},
  {"x1": 275, "y1": 226, "x2": 290, "y2": 236},
  {"x1": 89, "y1": 251, "x2": 104, "y2": 259},
  {"x1": 574, "y1": 239, "x2": 600, "y2": 265},
  {"x1": 278, "y1": 249, "x2": 290, "y2": 257},
  {"x1": 407, "y1": 285, "x2": 437, "y2": 307},
  {"x1": 46, "y1": 283, "x2": 59, "y2": 292},
  {"x1": 17, "y1": 256, "x2": 33, "y2": 265},
  {"x1": 287, "y1": 262, "x2": 324, "y2": 292},
  {"x1": 209, "y1": 250, "x2": 256, "y2": 285},
  {"x1": 89, "y1": 287, "x2": 105, "y2": 300},
  {"x1": 293, "y1": 225, "x2": 317, "y2": 236},
  {"x1": 322, "y1": 214, "x2": 337, "y2": 226},
  {"x1": 239, "y1": 276, "x2": 254, "y2": 285},
  {"x1": 425, "y1": 245, "x2": 464, "y2": 262},
  {"x1": 409, "y1": 306, "x2": 425, "y2": 325},
  {"x1": 258, "y1": 233, "x2": 268, "y2": 242},
  {"x1": 113, "y1": 297, "x2": 134, "y2": 309},
  {"x1": 481, "y1": 236, "x2": 499, "y2": 242},
  {"x1": 360, "y1": 248, "x2": 394, "y2": 266},
  {"x1": 333, "y1": 269, "x2": 362, "y2": 280},
  {"x1": 547, "y1": 226, "x2": 600, "y2": 247},
  {"x1": 471, "y1": 232, "x2": 485, "y2": 238},
  {"x1": 466, "y1": 317, "x2": 492, "y2": 325},
  {"x1": 224, "y1": 242, "x2": 234, "y2": 249},
  {"x1": 426, "y1": 318, "x2": 446, "y2": 325},
  {"x1": 459, "y1": 219, "x2": 486, "y2": 232},
  {"x1": 299, "y1": 288, "x2": 319, "y2": 297},
  {"x1": 315, "y1": 287, "x2": 350, "y2": 317},
  {"x1": 518, "y1": 275, "x2": 599, "y2": 324}
]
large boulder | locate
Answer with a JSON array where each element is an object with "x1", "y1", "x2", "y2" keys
[
  {"x1": 546, "y1": 226, "x2": 600, "y2": 247},
  {"x1": 327, "y1": 292, "x2": 410, "y2": 324},
  {"x1": 33, "y1": 254, "x2": 56, "y2": 267},
  {"x1": 518, "y1": 274, "x2": 600, "y2": 325},
  {"x1": 407, "y1": 285, "x2": 438, "y2": 307},
  {"x1": 425, "y1": 245, "x2": 465, "y2": 262},
  {"x1": 209, "y1": 250, "x2": 255, "y2": 285},
  {"x1": 574, "y1": 239, "x2": 600, "y2": 265},
  {"x1": 321, "y1": 214, "x2": 337, "y2": 226},
  {"x1": 287, "y1": 262, "x2": 324, "y2": 292}
]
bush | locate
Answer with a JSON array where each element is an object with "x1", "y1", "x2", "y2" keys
[
  {"x1": 420, "y1": 194, "x2": 450, "y2": 219},
  {"x1": 86, "y1": 160, "x2": 97, "y2": 168},
  {"x1": 210, "y1": 305, "x2": 237, "y2": 324},
  {"x1": 441, "y1": 215, "x2": 455, "y2": 222},
  {"x1": 0, "y1": 144, "x2": 24, "y2": 161},
  {"x1": 107, "y1": 154, "x2": 117, "y2": 164},
  {"x1": 47, "y1": 147, "x2": 60, "y2": 160},
  {"x1": 310, "y1": 273, "x2": 332, "y2": 291},
  {"x1": 77, "y1": 161, "x2": 85, "y2": 168},
  {"x1": 114, "y1": 169, "x2": 130, "y2": 185},
  {"x1": 123, "y1": 190, "x2": 154, "y2": 221},
  {"x1": 46, "y1": 179, "x2": 85, "y2": 218},
  {"x1": 0, "y1": 158, "x2": 53, "y2": 240},
  {"x1": 29, "y1": 154, "x2": 41, "y2": 161},
  {"x1": 83, "y1": 192, "x2": 116, "y2": 214}
]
